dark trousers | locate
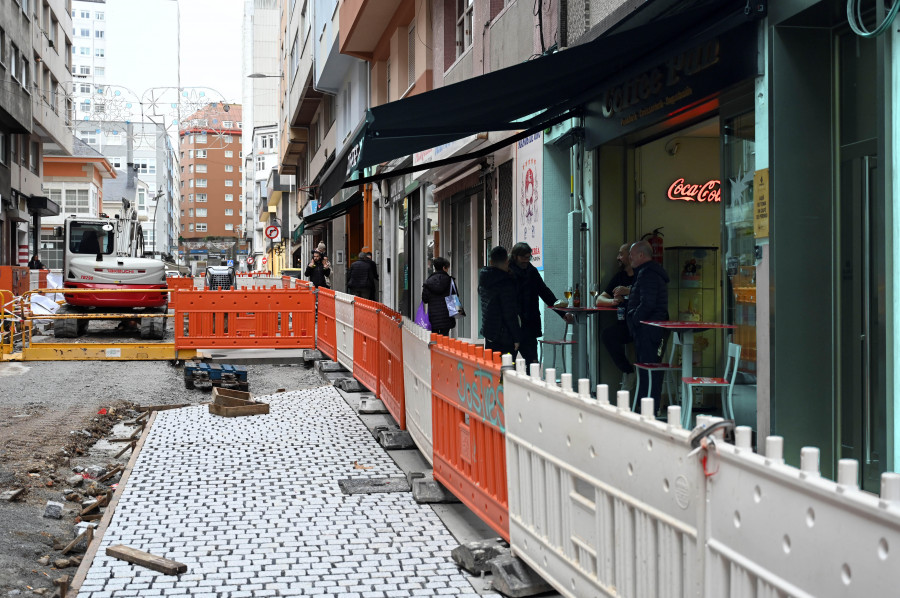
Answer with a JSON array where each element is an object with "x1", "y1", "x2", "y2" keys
[
  {"x1": 349, "y1": 287, "x2": 372, "y2": 299},
  {"x1": 485, "y1": 339, "x2": 515, "y2": 357},
  {"x1": 433, "y1": 328, "x2": 450, "y2": 337},
  {"x1": 633, "y1": 325, "x2": 667, "y2": 413},
  {"x1": 516, "y1": 335, "x2": 539, "y2": 365},
  {"x1": 601, "y1": 321, "x2": 634, "y2": 374}
]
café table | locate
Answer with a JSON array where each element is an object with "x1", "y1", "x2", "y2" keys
[
  {"x1": 546, "y1": 305, "x2": 618, "y2": 381},
  {"x1": 641, "y1": 321, "x2": 737, "y2": 422}
]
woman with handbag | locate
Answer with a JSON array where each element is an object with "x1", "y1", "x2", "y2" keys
[{"x1": 421, "y1": 256, "x2": 460, "y2": 336}]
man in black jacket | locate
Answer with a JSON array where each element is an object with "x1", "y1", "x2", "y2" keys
[
  {"x1": 346, "y1": 252, "x2": 373, "y2": 299},
  {"x1": 478, "y1": 246, "x2": 521, "y2": 356},
  {"x1": 508, "y1": 242, "x2": 572, "y2": 364},
  {"x1": 304, "y1": 250, "x2": 331, "y2": 288},
  {"x1": 422, "y1": 256, "x2": 456, "y2": 336},
  {"x1": 626, "y1": 240, "x2": 670, "y2": 413}
]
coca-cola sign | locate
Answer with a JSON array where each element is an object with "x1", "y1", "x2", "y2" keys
[{"x1": 667, "y1": 178, "x2": 721, "y2": 203}]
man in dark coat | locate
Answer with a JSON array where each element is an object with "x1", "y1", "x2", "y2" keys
[
  {"x1": 508, "y1": 242, "x2": 572, "y2": 364},
  {"x1": 422, "y1": 256, "x2": 456, "y2": 336},
  {"x1": 346, "y1": 252, "x2": 373, "y2": 299},
  {"x1": 364, "y1": 251, "x2": 379, "y2": 299},
  {"x1": 626, "y1": 240, "x2": 670, "y2": 413},
  {"x1": 304, "y1": 250, "x2": 331, "y2": 288},
  {"x1": 599, "y1": 243, "x2": 637, "y2": 384},
  {"x1": 478, "y1": 246, "x2": 521, "y2": 356},
  {"x1": 27, "y1": 254, "x2": 45, "y2": 270}
]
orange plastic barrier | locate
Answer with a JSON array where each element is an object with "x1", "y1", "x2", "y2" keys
[
  {"x1": 431, "y1": 336, "x2": 509, "y2": 540},
  {"x1": 174, "y1": 287, "x2": 316, "y2": 349},
  {"x1": 353, "y1": 297, "x2": 380, "y2": 393},
  {"x1": 377, "y1": 306, "x2": 405, "y2": 429},
  {"x1": 316, "y1": 287, "x2": 337, "y2": 361},
  {"x1": 167, "y1": 276, "x2": 194, "y2": 308},
  {"x1": 0, "y1": 266, "x2": 29, "y2": 296},
  {"x1": 38, "y1": 269, "x2": 48, "y2": 290}
]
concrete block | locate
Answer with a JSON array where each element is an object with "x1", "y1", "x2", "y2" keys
[
  {"x1": 378, "y1": 429, "x2": 415, "y2": 450},
  {"x1": 1, "y1": 488, "x2": 25, "y2": 501},
  {"x1": 335, "y1": 378, "x2": 369, "y2": 393},
  {"x1": 337, "y1": 477, "x2": 411, "y2": 495},
  {"x1": 43, "y1": 501, "x2": 64, "y2": 519},
  {"x1": 412, "y1": 479, "x2": 460, "y2": 504},
  {"x1": 67, "y1": 474, "x2": 84, "y2": 487},
  {"x1": 358, "y1": 398, "x2": 389, "y2": 414},
  {"x1": 489, "y1": 554, "x2": 553, "y2": 597},
  {"x1": 450, "y1": 538, "x2": 510, "y2": 574},
  {"x1": 316, "y1": 360, "x2": 348, "y2": 373},
  {"x1": 302, "y1": 349, "x2": 325, "y2": 362}
]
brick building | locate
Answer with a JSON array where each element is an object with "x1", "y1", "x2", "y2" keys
[{"x1": 178, "y1": 103, "x2": 244, "y2": 265}]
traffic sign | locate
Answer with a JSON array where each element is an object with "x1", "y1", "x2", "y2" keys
[
  {"x1": 265, "y1": 225, "x2": 280, "y2": 240},
  {"x1": 247, "y1": 256, "x2": 255, "y2": 265},
  {"x1": 226, "y1": 259, "x2": 234, "y2": 267},
  {"x1": 262, "y1": 256, "x2": 268, "y2": 265}
]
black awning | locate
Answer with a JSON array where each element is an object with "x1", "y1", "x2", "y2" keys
[
  {"x1": 297, "y1": 191, "x2": 364, "y2": 236},
  {"x1": 27, "y1": 195, "x2": 61, "y2": 217}
]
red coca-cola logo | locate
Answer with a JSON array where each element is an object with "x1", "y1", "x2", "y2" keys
[{"x1": 667, "y1": 178, "x2": 721, "y2": 203}]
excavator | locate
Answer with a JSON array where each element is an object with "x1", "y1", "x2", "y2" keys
[{"x1": 54, "y1": 198, "x2": 168, "y2": 339}]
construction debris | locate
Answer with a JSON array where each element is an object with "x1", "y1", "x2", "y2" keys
[{"x1": 105, "y1": 545, "x2": 188, "y2": 575}]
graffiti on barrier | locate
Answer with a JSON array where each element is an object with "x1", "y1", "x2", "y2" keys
[{"x1": 456, "y1": 363, "x2": 505, "y2": 432}]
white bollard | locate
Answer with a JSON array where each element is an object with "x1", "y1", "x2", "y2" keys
[
  {"x1": 516, "y1": 357, "x2": 527, "y2": 374},
  {"x1": 765, "y1": 436, "x2": 785, "y2": 463},
  {"x1": 577, "y1": 378, "x2": 590, "y2": 398},
  {"x1": 881, "y1": 472, "x2": 900, "y2": 503},
  {"x1": 529, "y1": 363, "x2": 542, "y2": 380},
  {"x1": 667, "y1": 406, "x2": 682, "y2": 429},
  {"x1": 501, "y1": 354, "x2": 514, "y2": 368},
  {"x1": 561, "y1": 373, "x2": 573, "y2": 392},
  {"x1": 545, "y1": 368, "x2": 557, "y2": 386},
  {"x1": 735, "y1": 426, "x2": 752, "y2": 450},
  {"x1": 616, "y1": 390, "x2": 630, "y2": 410},
  {"x1": 640, "y1": 397, "x2": 654, "y2": 419},
  {"x1": 800, "y1": 447, "x2": 820, "y2": 476},
  {"x1": 596, "y1": 384, "x2": 609, "y2": 404},
  {"x1": 837, "y1": 459, "x2": 859, "y2": 489}
]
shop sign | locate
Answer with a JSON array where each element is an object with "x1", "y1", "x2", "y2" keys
[
  {"x1": 754, "y1": 168, "x2": 769, "y2": 238},
  {"x1": 516, "y1": 132, "x2": 544, "y2": 270},
  {"x1": 667, "y1": 178, "x2": 721, "y2": 203}
]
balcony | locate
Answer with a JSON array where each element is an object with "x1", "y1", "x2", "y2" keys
[{"x1": 339, "y1": 0, "x2": 403, "y2": 60}]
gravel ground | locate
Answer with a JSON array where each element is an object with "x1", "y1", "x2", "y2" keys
[{"x1": 0, "y1": 358, "x2": 324, "y2": 596}]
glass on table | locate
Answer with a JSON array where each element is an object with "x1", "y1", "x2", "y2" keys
[{"x1": 564, "y1": 286, "x2": 573, "y2": 300}]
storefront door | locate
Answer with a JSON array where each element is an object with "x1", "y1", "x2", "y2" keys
[
  {"x1": 451, "y1": 194, "x2": 473, "y2": 338},
  {"x1": 836, "y1": 31, "x2": 887, "y2": 492}
]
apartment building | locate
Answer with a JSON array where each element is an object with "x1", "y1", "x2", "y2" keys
[
  {"x1": 178, "y1": 102, "x2": 244, "y2": 268},
  {"x1": 70, "y1": 0, "x2": 106, "y2": 122}
]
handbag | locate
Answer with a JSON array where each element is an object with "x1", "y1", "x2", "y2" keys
[
  {"x1": 445, "y1": 279, "x2": 464, "y2": 318},
  {"x1": 414, "y1": 302, "x2": 432, "y2": 330}
]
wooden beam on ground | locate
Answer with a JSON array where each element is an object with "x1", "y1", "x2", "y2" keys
[
  {"x1": 136, "y1": 404, "x2": 190, "y2": 413},
  {"x1": 105, "y1": 545, "x2": 187, "y2": 575},
  {"x1": 97, "y1": 465, "x2": 123, "y2": 482},
  {"x1": 114, "y1": 441, "x2": 135, "y2": 459}
]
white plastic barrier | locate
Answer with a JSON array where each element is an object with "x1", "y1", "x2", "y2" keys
[
  {"x1": 704, "y1": 437, "x2": 900, "y2": 597},
  {"x1": 503, "y1": 362, "x2": 705, "y2": 598},
  {"x1": 334, "y1": 291, "x2": 354, "y2": 371},
  {"x1": 401, "y1": 317, "x2": 434, "y2": 465},
  {"x1": 251, "y1": 276, "x2": 282, "y2": 288}
]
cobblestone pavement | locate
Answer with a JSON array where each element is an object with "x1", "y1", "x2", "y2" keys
[{"x1": 77, "y1": 385, "x2": 498, "y2": 597}]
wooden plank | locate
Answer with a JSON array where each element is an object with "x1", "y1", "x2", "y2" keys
[
  {"x1": 208, "y1": 402, "x2": 269, "y2": 417},
  {"x1": 136, "y1": 404, "x2": 189, "y2": 413},
  {"x1": 105, "y1": 545, "x2": 187, "y2": 575},
  {"x1": 97, "y1": 465, "x2": 124, "y2": 482}
]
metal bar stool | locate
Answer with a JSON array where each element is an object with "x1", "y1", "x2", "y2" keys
[{"x1": 538, "y1": 322, "x2": 575, "y2": 372}]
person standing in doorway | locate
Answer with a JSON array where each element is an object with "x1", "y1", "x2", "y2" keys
[
  {"x1": 599, "y1": 243, "x2": 637, "y2": 388},
  {"x1": 626, "y1": 240, "x2": 670, "y2": 413},
  {"x1": 422, "y1": 256, "x2": 456, "y2": 337},
  {"x1": 364, "y1": 251, "x2": 379, "y2": 300},
  {"x1": 346, "y1": 252, "x2": 374, "y2": 299},
  {"x1": 478, "y1": 246, "x2": 521, "y2": 356},
  {"x1": 508, "y1": 242, "x2": 573, "y2": 364}
]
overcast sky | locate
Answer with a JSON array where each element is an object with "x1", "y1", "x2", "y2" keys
[{"x1": 106, "y1": 0, "x2": 244, "y2": 108}]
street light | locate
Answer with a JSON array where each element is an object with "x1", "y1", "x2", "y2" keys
[{"x1": 247, "y1": 73, "x2": 281, "y2": 79}]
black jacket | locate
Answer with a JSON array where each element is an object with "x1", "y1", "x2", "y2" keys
[
  {"x1": 304, "y1": 261, "x2": 331, "y2": 288},
  {"x1": 28, "y1": 258, "x2": 45, "y2": 270},
  {"x1": 346, "y1": 259, "x2": 373, "y2": 289},
  {"x1": 509, "y1": 261, "x2": 560, "y2": 337},
  {"x1": 422, "y1": 270, "x2": 456, "y2": 332},
  {"x1": 626, "y1": 260, "x2": 670, "y2": 335},
  {"x1": 478, "y1": 266, "x2": 521, "y2": 346}
]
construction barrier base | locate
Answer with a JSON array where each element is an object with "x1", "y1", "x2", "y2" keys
[{"x1": 5, "y1": 343, "x2": 195, "y2": 361}]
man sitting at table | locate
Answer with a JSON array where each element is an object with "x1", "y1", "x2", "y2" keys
[
  {"x1": 599, "y1": 243, "x2": 636, "y2": 389},
  {"x1": 626, "y1": 240, "x2": 670, "y2": 414}
]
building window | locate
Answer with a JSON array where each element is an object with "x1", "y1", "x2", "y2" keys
[
  {"x1": 290, "y1": 32, "x2": 299, "y2": 77},
  {"x1": 225, "y1": 180, "x2": 233, "y2": 187},
  {"x1": 181, "y1": 224, "x2": 184, "y2": 232},
  {"x1": 95, "y1": 30, "x2": 104, "y2": 38},
  {"x1": 189, "y1": 180, "x2": 194, "y2": 188},
  {"x1": 386, "y1": 59, "x2": 391, "y2": 103},
  {"x1": 197, "y1": 133, "x2": 207, "y2": 143},
  {"x1": 64, "y1": 189, "x2": 91, "y2": 214},
  {"x1": 189, "y1": 223, "x2": 194, "y2": 232},
  {"x1": 79, "y1": 28, "x2": 89, "y2": 37},
  {"x1": 80, "y1": 65, "x2": 90, "y2": 75},
  {"x1": 79, "y1": 10, "x2": 90, "y2": 18},
  {"x1": 0, "y1": 134, "x2": 7, "y2": 166},
  {"x1": 195, "y1": 208, "x2": 207, "y2": 217},
  {"x1": 456, "y1": 0, "x2": 473, "y2": 58},
  {"x1": 79, "y1": 46, "x2": 90, "y2": 55},
  {"x1": 196, "y1": 150, "x2": 206, "y2": 158},
  {"x1": 224, "y1": 165, "x2": 233, "y2": 172},
  {"x1": 0, "y1": 28, "x2": 7, "y2": 66},
  {"x1": 137, "y1": 162, "x2": 155, "y2": 175},
  {"x1": 196, "y1": 193, "x2": 207, "y2": 202},
  {"x1": 188, "y1": 193, "x2": 193, "y2": 202},
  {"x1": 196, "y1": 163, "x2": 206, "y2": 173},
  {"x1": 79, "y1": 83, "x2": 90, "y2": 93},
  {"x1": 95, "y1": 11, "x2": 104, "y2": 19},
  {"x1": 255, "y1": 156, "x2": 265, "y2": 171},
  {"x1": 223, "y1": 121, "x2": 233, "y2": 128},
  {"x1": 224, "y1": 135, "x2": 233, "y2": 143},
  {"x1": 188, "y1": 208, "x2": 193, "y2": 217},
  {"x1": 225, "y1": 209, "x2": 233, "y2": 216},
  {"x1": 196, "y1": 179, "x2": 207, "y2": 187},
  {"x1": 95, "y1": 67, "x2": 104, "y2": 76},
  {"x1": 225, "y1": 223, "x2": 234, "y2": 231},
  {"x1": 95, "y1": 48, "x2": 104, "y2": 57},
  {"x1": 224, "y1": 194, "x2": 233, "y2": 202},
  {"x1": 196, "y1": 223, "x2": 207, "y2": 232},
  {"x1": 310, "y1": 119, "x2": 319, "y2": 154},
  {"x1": 29, "y1": 140, "x2": 39, "y2": 174},
  {"x1": 225, "y1": 150, "x2": 233, "y2": 158},
  {"x1": 10, "y1": 44, "x2": 21, "y2": 82},
  {"x1": 39, "y1": 232, "x2": 63, "y2": 270}
]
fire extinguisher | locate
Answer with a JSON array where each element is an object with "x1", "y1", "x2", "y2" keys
[{"x1": 642, "y1": 227, "x2": 664, "y2": 265}]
